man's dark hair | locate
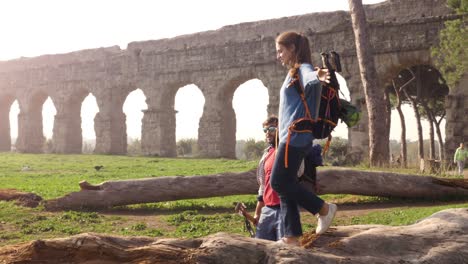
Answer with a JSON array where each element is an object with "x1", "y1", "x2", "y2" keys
[{"x1": 263, "y1": 115, "x2": 278, "y2": 127}]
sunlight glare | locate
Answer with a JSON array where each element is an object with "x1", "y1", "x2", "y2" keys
[
  {"x1": 175, "y1": 85, "x2": 205, "y2": 141},
  {"x1": 9, "y1": 100, "x2": 19, "y2": 142},
  {"x1": 81, "y1": 94, "x2": 99, "y2": 140},
  {"x1": 233, "y1": 79, "x2": 269, "y2": 141},
  {"x1": 123, "y1": 89, "x2": 148, "y2": 141},
  {"x1": 42, "y1": 97, "x2": 56, "y2": 139}
]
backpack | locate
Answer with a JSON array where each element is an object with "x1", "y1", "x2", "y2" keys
[
  {"x1": 340, "y1": 99, "x2": 361, "y2": 128},
  {"x1": 313, "y1": 51, "x2": 341, "y2": 139},
  {"x1": 291, "y1": 51, "x2": 360, "y2": 153},
  {"x1": 291, "y1": 51, "x2": 341, "y2": 139},
  {"x1": 284, "y1": 51, "x2": 360, "y2": 168}
]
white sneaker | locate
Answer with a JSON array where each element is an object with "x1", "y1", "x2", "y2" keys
[
  {"x1": 276, "y1": 237, "x2": 300, "y2": 246},
  {"x1": 315, "y1": 203, "x2": 337, "y2": 235}
]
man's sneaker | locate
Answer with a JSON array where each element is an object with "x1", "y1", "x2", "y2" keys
[
  {"x1": 316, "y1": 203, "x2": 337, "y2": 235},
  {"x1": 276, "y1": 237, "x2": 300, "y2": 247}
]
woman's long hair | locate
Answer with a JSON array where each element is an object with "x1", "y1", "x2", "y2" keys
[{"x1": 276, "y1": 31, "x2": 312, "y2": 76}]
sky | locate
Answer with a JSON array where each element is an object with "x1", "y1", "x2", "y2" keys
[{"x1": 2, "y1": 0, "x2": 444, "y2": 143}]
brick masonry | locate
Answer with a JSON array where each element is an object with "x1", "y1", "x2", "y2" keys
[{"x1": 0, "y1": 0, "x2": 465, "y2": 159}]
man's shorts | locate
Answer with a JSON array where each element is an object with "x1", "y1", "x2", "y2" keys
[{"x1": 255, "y1": 205, "x2": 284, "y2": 241}]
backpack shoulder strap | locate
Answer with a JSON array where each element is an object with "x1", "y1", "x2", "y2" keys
[{"x1": 292, "y1": 72, "x2": 313, "y2": 120}]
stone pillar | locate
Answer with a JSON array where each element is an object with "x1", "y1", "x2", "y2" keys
[
  {"x1": 445, "y1": 74, "x2": 468, "y2": 159},
  {"x1": 141, "y1": 108, "x2": 177, "y2": 157},
  {"x1": 0, "y1": 98, "x2": 13, "y2": 151},
  {"x1": 345, "y1": 74, "x2": 370, "y2": 157},
  {"x1": 198, "y1": 95, "x2": 236, "y2": 158},
  {"x1": 52, "y1": 100, "x2": 82, "y2": 153},
  {"x1": 16, "y1": 110, "x2": 45, "y2": 153},
  {"x1": 260, "y1": 76, "x2": 283, "y2": 117},
  {"x1": 94, "y1": 104, "x2": 127, "y2": 155}
]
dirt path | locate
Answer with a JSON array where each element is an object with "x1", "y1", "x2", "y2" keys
[
  {"x1": 1, "y1": 188, "x2": 466, "y2": 233},
  {"x1": 2, "y1": 187, "x2": 465, "y2": 218}
]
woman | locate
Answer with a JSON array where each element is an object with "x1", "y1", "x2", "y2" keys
[{"x1": 270, "y1": 31, "x2": 337, "y2": 246}]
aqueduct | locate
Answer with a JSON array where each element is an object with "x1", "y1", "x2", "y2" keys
[{"x1": 0, "y1": 0, "x2": 466, "y2": 158}]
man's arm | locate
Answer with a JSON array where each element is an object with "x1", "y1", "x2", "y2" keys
[{"x1": 253, "y1": 201, "x2": 265, "y2": 226}]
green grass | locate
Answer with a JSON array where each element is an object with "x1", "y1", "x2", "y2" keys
[
  {"x1": 0, "y1": 153, "x2": 257, "y2": 199},
  {"x1": 337, "y1": 203, "x2": 468, "y2": 226},
  {"x1": 0, "y1": 153, "x2": 466, "y2": 246}
]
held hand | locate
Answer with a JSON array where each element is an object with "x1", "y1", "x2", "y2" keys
[
  {"x1": 315, "y1": 67, "x2": 330, "y2": 84},
  {"x1": 253, "y1": 215, "x2": 259, "y2": 226}
]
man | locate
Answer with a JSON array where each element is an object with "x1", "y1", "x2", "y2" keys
[
  {"x1": 254, "y1": 116, "x2": 283, "y2": 241},
  {"x1": 454, "y1": 142, "x2": 467, "y2": 176},
  {"x1": 253, "y1": 116, "x2": 323, "y2": 241}
]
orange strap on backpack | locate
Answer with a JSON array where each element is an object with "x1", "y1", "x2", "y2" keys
[{"x1": 284, "y1": 73, "x2": 315, "y2": 168}]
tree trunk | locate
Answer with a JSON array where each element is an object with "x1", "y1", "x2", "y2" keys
[
  {"x1": 44, "y1": 169, "x2": 468, "y2": 211},
  {"x1": 435, "y1": 113, "x2": 445, "y2": 160},
  {"x1": 421, "y1": 101, "x2": 436, "y2": 159},
  {"x1": 384, "y1": 88, "x2": 392, "y2": 164},
  {"x1": 428, "y1": 111, "x2": 436, "y2": 159},
  {"x1": 403, "y1": 89, "x2": 424, "y2": 161},
  {"x1": 1, "y1": 209, "x2": 467, "y2": 264},
  {"x1": 392, "y1": 80, "x2": 408, "y2": 168},
  {"x1": 414, "y1": 103, "x2": 425, "y2": 160},
  {"x1": 347, "y1": 0, "x2": 389, "y2": 167},
  {"x1": 396, "y1": 106, "x2": 408, "y2": 167}
]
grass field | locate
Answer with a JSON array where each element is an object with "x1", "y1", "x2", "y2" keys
[{"x1": 0, "y1": 153, "x2": 467, "y2": 246}]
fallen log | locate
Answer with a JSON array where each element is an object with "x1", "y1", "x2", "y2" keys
[
  {"x1": 0, "y1": 188, "x2": 43, "y2": 207},
  {"x1": 1, "y1": 208, "x2": 467, "y2": 263},
  {"x1": 44, "y1": 169, "x2": 468, "y2": 210}
]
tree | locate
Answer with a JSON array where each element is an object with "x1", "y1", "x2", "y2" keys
[
  {"x1": 390, "y1": 77, "x2": 412, "y2": 168},
  {"x1": 396, "y1": 66, "x2": 449, "y2": 161},
  {"x1": 429, "y1": 98, "x2": 447, "y2": 160},
  {"x1": 419, "y1": 66, "x2": 449, "y2": 160},
  {"x1": 431, "y1": 0, "x2": 467, "y2": 89},
  {"x1": 177, "y1": 138, "x2": 198, "y2": 157},
  {"x1": 319, "y1": 137, "x2": 349, "y2": 165},
  {"x1": 127, "y1": 138, "x2": 142, "y2": 156},
  {"x1": 348, "y1": 0, "x2": 390, "y2": 167},
  {"x1": 242, "y1": 139, "x2": 266, "y2": 160}
]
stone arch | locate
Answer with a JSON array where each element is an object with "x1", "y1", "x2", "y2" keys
[
  {"x1": 9, "y1": 99, "x2": 20, "y2": 151},
  {"x1": 197, "y1": 73, "x2": 258, "y2": 158},
  {"x1": 140, "y1": 81, "x2": 197, "y2": 157},
  {"x1": 51, "y1": 88, "x2": 92, "y2": 154},
  {"x1": 342, "y1": 50, "x2": 435, "y2": 156},
  {"x1": 174, "y1": 84, "x2": 205, "y2": 153},
  {"x1": 123, "y1": 88, "x2": 148, "y2": 154},
  {"x1": 233, "y1": 79, "x2": 269, "y2": 142},
  {"x1": 81, "y1": 93, "x2": 100, "y2": 153},
  {"x1": 388, "y1": 64, "x2": 448, "y2": 162},
  {"x1": 42, "y1": 97, "x2": 57, "y2": 140},
  {"x1": 16, "y1": 90, "x2": 51, "y2": 153},
  {"x1": 376, "y1": 50, "x2": 432, "y2": 89},
  {"x1": 93, "y1": 87, "x2": 129, "y2": 155},
  {"x1": 0, "y1": 0, "x2": 460, "y2": 158}
]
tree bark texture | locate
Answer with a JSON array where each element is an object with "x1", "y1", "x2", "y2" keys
[
  {"x1": 1, "y1": 208, "x2": 467, "y2": 264},
  {"x1": 435, "y1": 114, "x2": 445, "y2": 160},
  {"x1": 348, "y1": 0, "x2": 389, "y2": 167},
  {"x1": 392, "y1": 80, "x2": 408, "y2": 168},
  {"x1": 421, "y1": 101, "x2": 436, "y2": 159},
  {"x1": 403, "y1": 88, "x2": 424, "y2": 161},
  {"x1": 44, "y1": 169, "x2": 468, "y2": 211}
]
